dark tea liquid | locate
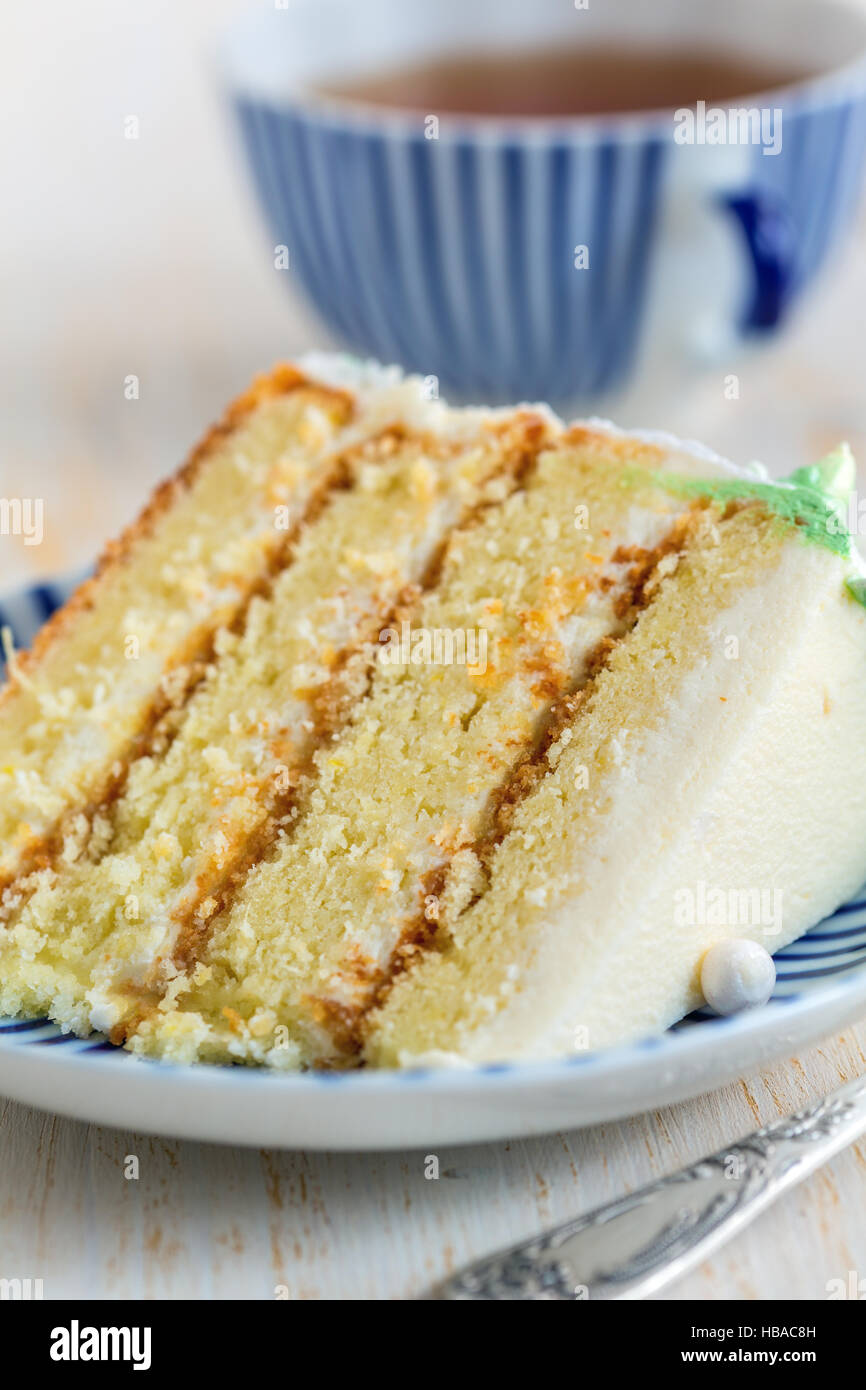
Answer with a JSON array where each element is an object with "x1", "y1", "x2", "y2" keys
[{"x1": 318, "y1": 47, "x2": 808, "y2": 118}]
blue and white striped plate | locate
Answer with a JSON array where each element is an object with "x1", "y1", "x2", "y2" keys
[{"x1": 1, "y1": 576, "x2": 865, "y2": 1148}]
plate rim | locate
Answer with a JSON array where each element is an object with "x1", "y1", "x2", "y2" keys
[{"x1": 2, "y1": 974, "x2": 865, "y2": 1148}]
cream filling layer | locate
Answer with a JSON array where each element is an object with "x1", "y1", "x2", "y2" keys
[
  {"x1": 0, "y1": 426, "x2": 532, "y2": 1035},
  {"x1": 125, "y1": 487, "x2": 695, "y2": 1066},
  {"x1": 392, "y1": 541, "x2": 866, "y2": 1065}
]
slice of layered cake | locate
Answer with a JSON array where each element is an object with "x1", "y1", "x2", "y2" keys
[{"x1": 2, "y1": 357, "x2": 866, "y2": 1067}]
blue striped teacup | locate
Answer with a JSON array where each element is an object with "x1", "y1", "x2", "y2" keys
[{"x1": 222, "y1": 0, "x2": 866, "y2": 409}]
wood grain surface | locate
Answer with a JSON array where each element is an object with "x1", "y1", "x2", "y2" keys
[{"x1": 2, "y1": 1026, "x2": 865, "y2": 1300}]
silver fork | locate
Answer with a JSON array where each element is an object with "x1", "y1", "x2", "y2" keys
[{"x1": 433, "y1": 1073, "x2": 866, "y2": 1300}]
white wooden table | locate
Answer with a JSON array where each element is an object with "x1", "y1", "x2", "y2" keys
[
  {"x1": 3, "y1": 0, "x2": 866, "y2": 1300},
  {"x1": 2, "y1": 1029, "x2": 865, "y2": 1300}
]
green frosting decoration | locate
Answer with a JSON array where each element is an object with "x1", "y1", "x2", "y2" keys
[
  {"x1": 646, "y1": 447, "x2": 853, "y2": 559},
  {"x1": 846, "y1": 576, "x2": 866, "y2": 608},
  {"x1": 624, "y1": 442, "x2": 866, "y2": 608},
  {"x1": 785, "y1": 444, "x2": 856, "y2": 507}
]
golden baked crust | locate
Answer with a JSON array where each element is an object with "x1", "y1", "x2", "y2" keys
[
  {"x1": 0, "y1": 366, "x2": 355, "y2": 907},
  {"x1": 0, "y1": 366, "x2": 353, "y2": 701}
]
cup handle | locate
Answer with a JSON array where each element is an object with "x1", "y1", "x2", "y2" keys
[{"x1": 719, "y1": 189, "x2": 798, "y2": 331}]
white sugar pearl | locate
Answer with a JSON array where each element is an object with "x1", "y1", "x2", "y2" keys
[{"x1": 700, "y1": 939, "x2": 776, "y2": 1016}]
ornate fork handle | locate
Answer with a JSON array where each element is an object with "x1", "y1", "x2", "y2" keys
[{"x1": 433, "y1": 1073, "x2": 866, "y2": 1300}]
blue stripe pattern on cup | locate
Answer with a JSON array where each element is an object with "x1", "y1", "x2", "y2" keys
[
  {"x1": 231, "y1": 75, "x2": 866, "y2": 408},
  {"x1": 234, "y1": 98, "x2": 669, "y2": 404},
  {"x1": 725, "y1": 93, "x2": 866, "y2": 330}
]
